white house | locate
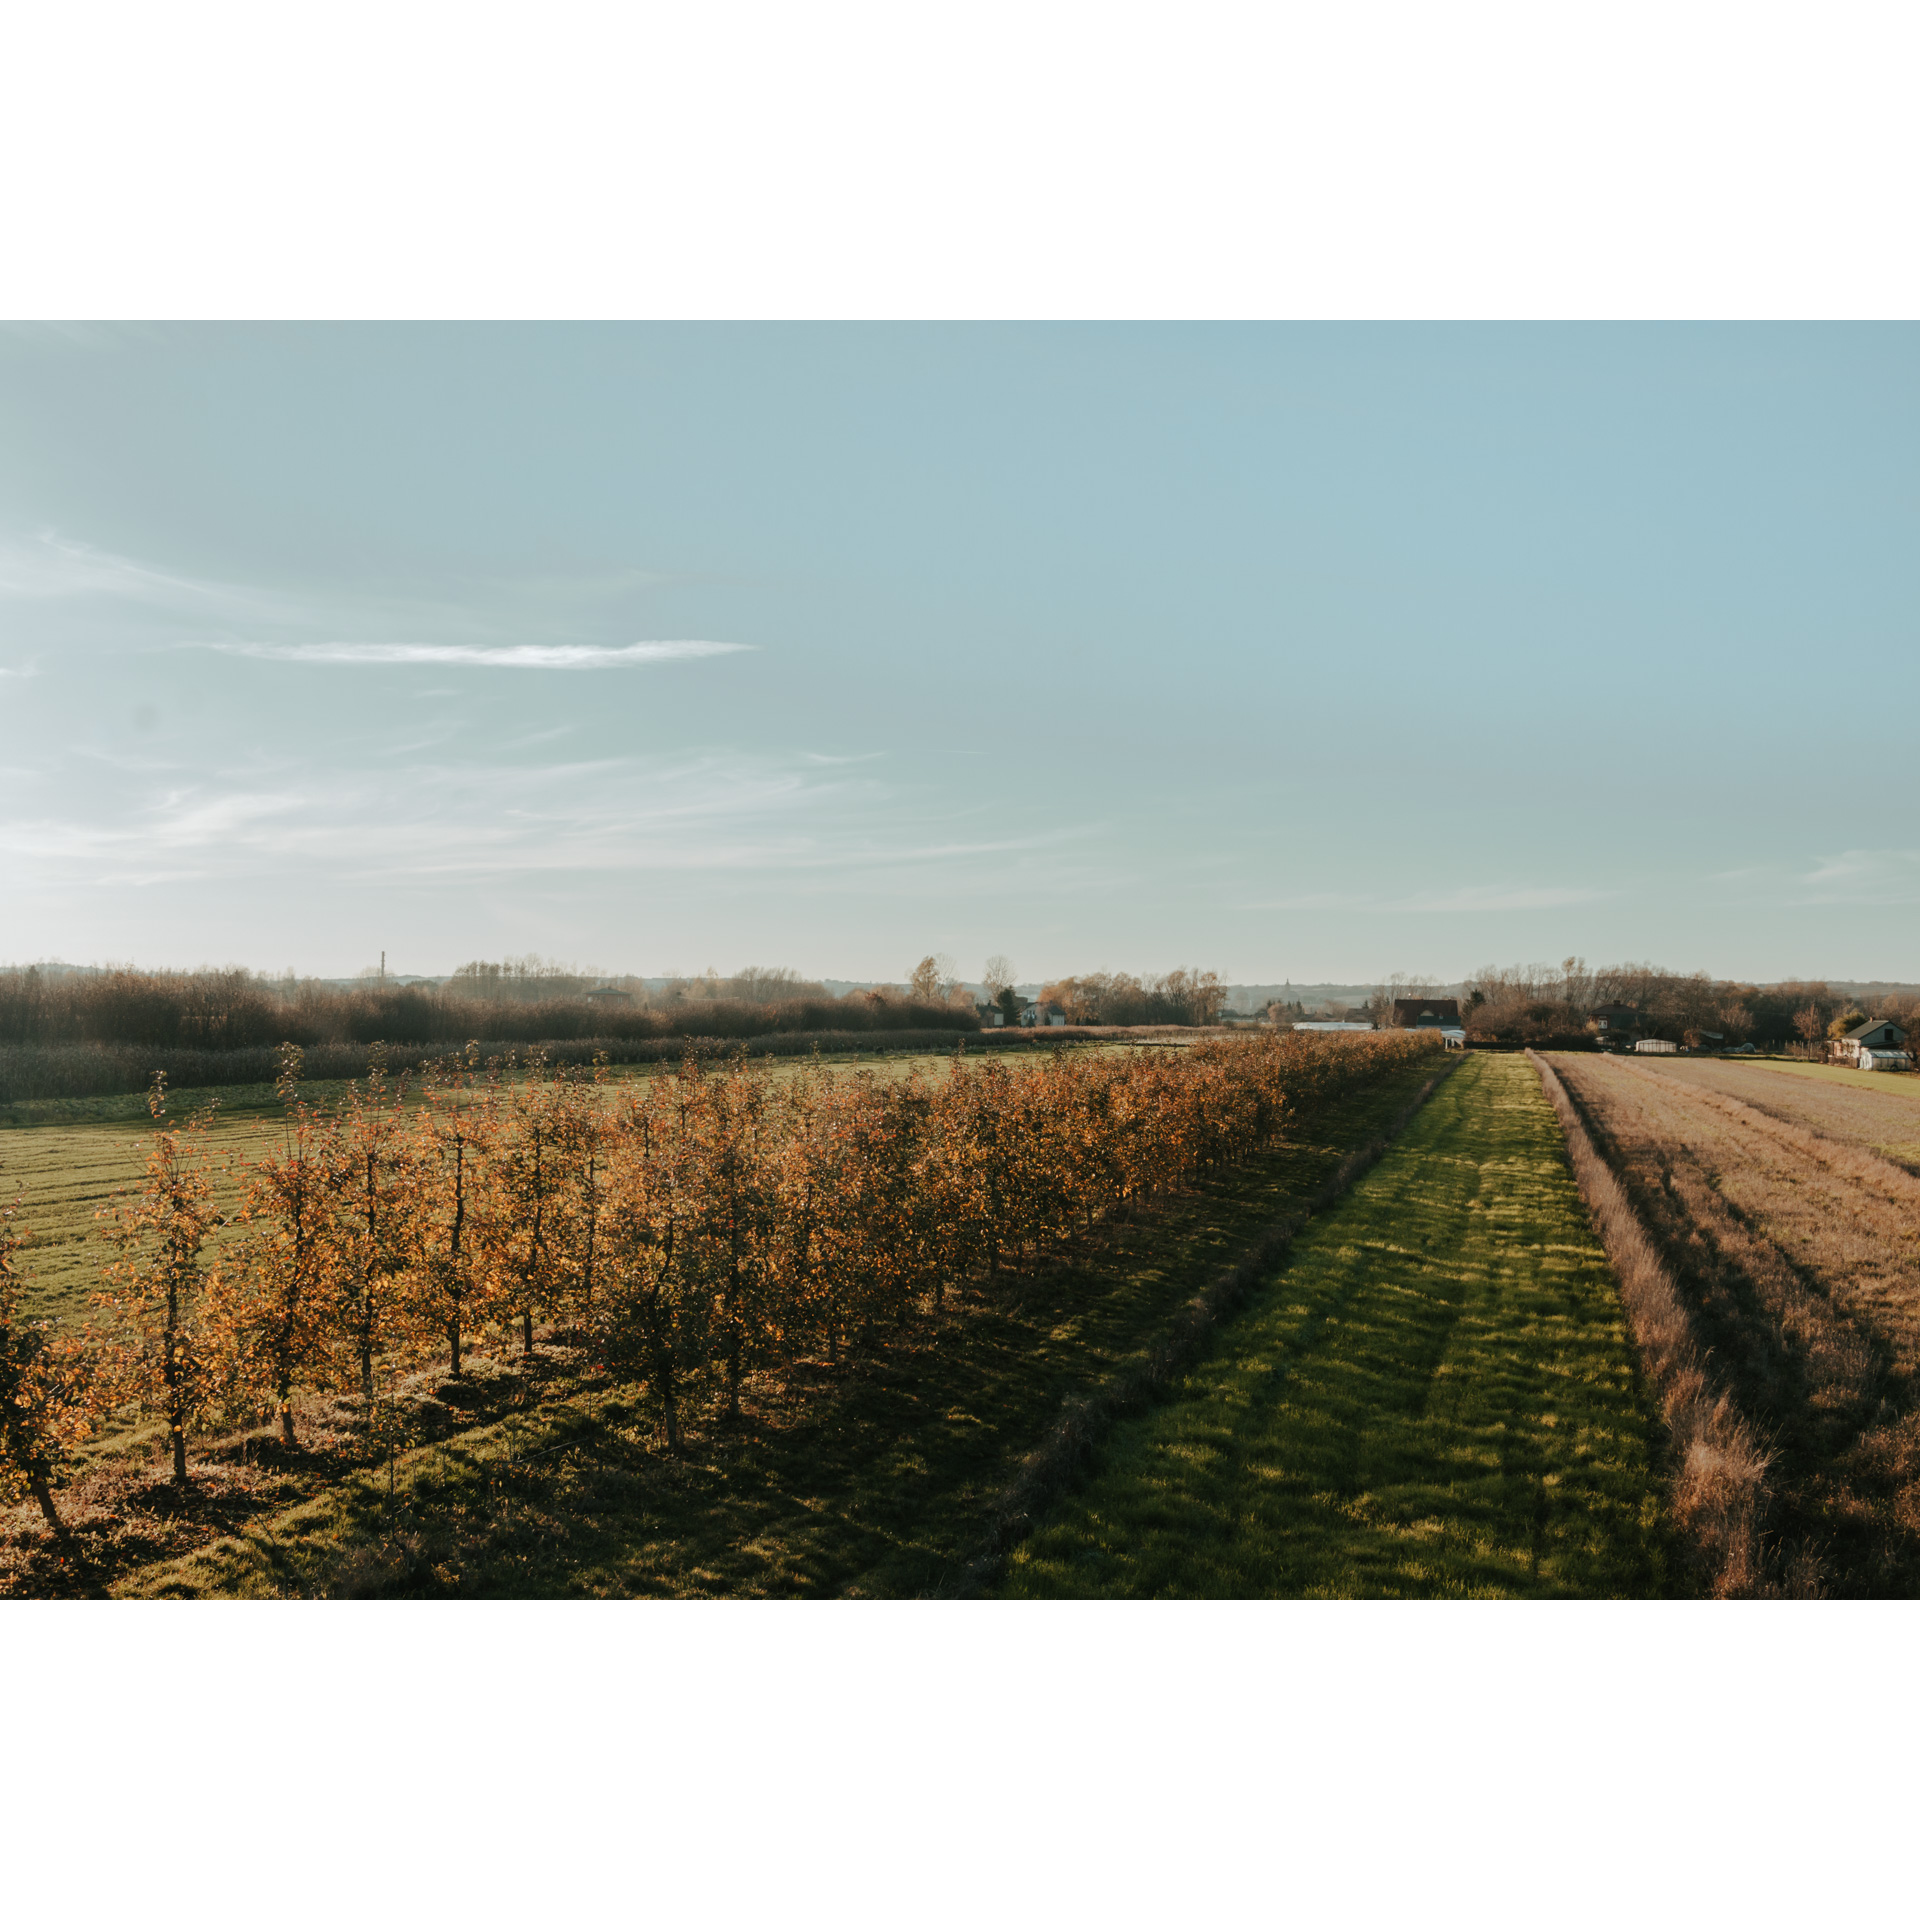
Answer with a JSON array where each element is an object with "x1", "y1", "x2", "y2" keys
[{"x1": 1836, "y1": 1017, "x2": 1908, "y2": 1069}]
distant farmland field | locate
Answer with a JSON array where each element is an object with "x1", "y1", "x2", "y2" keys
[
  {"x1": 1551, "y1": 1052, "x2": 1920, "y2": 1596},
  {"x1": 1631, "y1": 1054, "x2": 1920, "y2": 1173}
]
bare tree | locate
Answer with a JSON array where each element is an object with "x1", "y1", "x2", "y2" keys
[
  {"x1": 725, "y1": 967, "x2": 827, "y2": 1006},
  {"x1": 908, "y1": 955, "x2": 955, "y2": 1004},
  {"x1": 982, "y1": 955, "x2": 1020, "y2": 1024}
]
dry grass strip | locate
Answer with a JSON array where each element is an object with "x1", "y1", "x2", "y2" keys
[
  {"x1": 944, "y1": 1058, "x2": 1462, "y2": 1597},
  {"x1": 1528, "y1": 1049, "x2": 1788, "y2": 1597}
]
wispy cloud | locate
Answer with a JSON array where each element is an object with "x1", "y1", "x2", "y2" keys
[
  {"x1": 1795, "y1": 848, "x2": 1920, "y2": 903},
  {"x1": 0, "y1": 530, "x2": 738, "y2": 670},
  {"x1": 1241, "y1": 883, "x2": 1607, "y2": 914},
  {"x1": 1702, "y1": 849, "x2": 1920, "y2": 907},
  {"x1": 1401, "y1": 884, "x2": 1607, "y2": 914},
  {"x1": 0, "y1": 749, "x2": 1090, "y2": 893},
  {"x1": 0, "y1": 527, "x2": 1113, "y2": 925},
  {"x1": 192, "y1": 638, "x2": 748, "y2": 669},
  {"x1": 0, "y1": 531, "x2": 225, "y2": 606}
]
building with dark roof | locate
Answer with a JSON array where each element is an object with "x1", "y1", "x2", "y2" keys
[
  {"x1": 1836, "y1": 1016, "x2": 1909, "y2": 1069},
  {"x1": 1587, "y1": 1002, "x2": 1639, "y2": 1047}
]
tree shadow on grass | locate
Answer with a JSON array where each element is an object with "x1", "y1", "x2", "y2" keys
[{"x1": 1007, "y1": 1057, "x2": 1674, "y2": 1599}]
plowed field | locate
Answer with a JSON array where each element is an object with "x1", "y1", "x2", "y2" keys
[
  {"x1": 1552, "y1": 1053, "x2": 1920, "y2": 1595},
  {"x1": 1633, "y1": 1056, "x2": 1920, "y2": 1173}
]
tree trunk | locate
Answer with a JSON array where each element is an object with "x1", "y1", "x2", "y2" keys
[
  {"x1": 447, "y1": 1137, "x2": 466, "y2": 1379},
  {"x1": 279, "y1": 1391, "x2": 296, "y2": 1448},
  {"x1": 580, "y1": 1163, "x2": 598, "y2": 1318},
  {"x1": 5, "y1": 1426, "x2": 70, "y2": 1543},
  {"x1": 658, "y1": 1359, "x2": 680, "y2": 1456},
  {"x1": 522, "y1": 1309, "x2": 534, "y2": 1358},
  {"x1": 723, "y1": 1209, "x2": 742, "y2": 1418},
  {"x1": 165, "y1": 1264, "x2": 188, "y2": 1487},
  {"x1": 28, "y1": 1470, "x2": 66, "y2": 1541}
]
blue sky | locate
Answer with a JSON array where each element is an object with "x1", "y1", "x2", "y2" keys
[{"x1": 1, "y1": 323, "x2": 1914, "y2": 986}]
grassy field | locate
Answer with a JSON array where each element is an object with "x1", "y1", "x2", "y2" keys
[
  {"x1": 1552, "y1": 1052, "x2": 1920, "y2": 1596},
  {"x1": 1003, "y1": 1054, "x2": 1672, "y2": 1598},
  {"x1": 4, "y1": 1051, "x2": 1445, "y2": 1598},
  {"x1": 1738, "y1": 1056, "x2": 1920, "y2": 1102}
]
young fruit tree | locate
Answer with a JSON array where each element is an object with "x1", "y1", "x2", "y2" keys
[
  {"x1": 335, "y1": 1052, "x2": 424, "y2": 1405},
  {"x1": 0, "y1": 1202, "x2": 95, "y2": 1542},
  {"x1": 593, "y1": 1077, "x2": 714, "y2": 1454},
  {"x1": 95, "y1": 1077, "x2": 226, "y2": 1489},
  {"x1": 232, "y1": 1046, "x2": 348, "y2": 1446},
  {"x1": 489, "y1": 1057, "x2": 572, "y2": 1360},
  {"x1": 413, "y1": 1049, "x2": 499, "y2": 1378}
]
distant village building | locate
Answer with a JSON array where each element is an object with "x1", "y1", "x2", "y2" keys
[
  {"x1": 1392, "y1": 998, "x2": 1465, "y2": 1049},
  {"x1": 585, "y1": 987, "x2": 634, "y2": 1005},
  {"x1": 1588, "y1": 1003, "x2": 1639, "y2": 1046},
  {"x1": 1684, "y1": 1030, "x2": 1726, "y2": 1051},
  {"x1": 1020, "y1": 1002, "x2": 1067, "y2": 1027},
  {"x1": 1835, "y1": 1017, "x2": 1909, "y2": 1070},
  {"x1": 1634, "y1": 1038, "x2": 1678, "y2": 1054}
]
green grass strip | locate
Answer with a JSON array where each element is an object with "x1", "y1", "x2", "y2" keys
[{"x1": 1003, "y1": 1054, "x2": 1672, "y2": 1598}]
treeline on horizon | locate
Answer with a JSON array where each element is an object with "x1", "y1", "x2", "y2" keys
[
  {"x1": 0, "y1": 958, "x2": 1242, "y2": 1104},
  {"x1": 5, "y1": 955, "x2": 1907, "y2": 1100},
  {"x1": 1438, "y1": 962, "x2": 1920, "y2": 1049},
  {"x1": 0, "y1": 1029, "x2": 1077, "y2": 1107},
  {"x1": 0, "y1": 962, "x2": 977, "y2": 1055}
]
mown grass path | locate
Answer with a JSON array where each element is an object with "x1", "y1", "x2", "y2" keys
[{"x1": 1004, "y1": 1055, "x2": 1672, "y2": 1598}]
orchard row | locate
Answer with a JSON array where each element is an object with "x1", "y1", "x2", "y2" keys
[{"x1": 1, "y1": 1029, "x2": 1439, "y2": 1526}]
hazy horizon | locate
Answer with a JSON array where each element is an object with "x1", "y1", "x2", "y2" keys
[{"x1": 4, "y1": 323, "x2": 1914, "y2": 983}]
